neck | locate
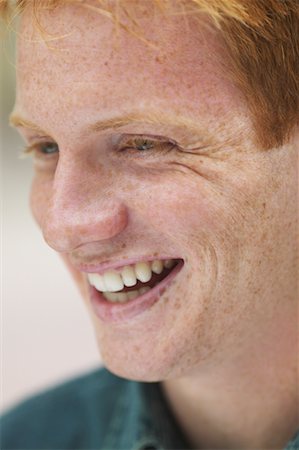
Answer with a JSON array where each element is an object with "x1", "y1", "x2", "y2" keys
[{"x1": 161, "y1": 308, "x2": 298, "y2": 449}]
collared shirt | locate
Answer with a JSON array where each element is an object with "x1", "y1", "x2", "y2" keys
[{"x1": 1, "y1": 367, "x2": 298, "y2": 450}]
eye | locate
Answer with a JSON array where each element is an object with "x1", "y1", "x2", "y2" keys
[
  {"x1": 129, "y1": 137, "x2": 155, "y2": 152},
  {"x1": 22, "y1": 141, "x2": 59, "y2": 157},
  {"x1": 38, "y1": 142, "x2": 59, "y2": 154},
  {"x1": 117, "y1": 134, "x2": 177, "y2": 155}
]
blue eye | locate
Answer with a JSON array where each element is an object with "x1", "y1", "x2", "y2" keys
[
  {"x1": 39, "y1": 142, "x2": 59, "y2": 154},
  {"x1": 118, "y1": 135, "x2": 176, "y2": 155},
  {"x1": 22, "y1": 141, "x2": 59, "y2": 158}
]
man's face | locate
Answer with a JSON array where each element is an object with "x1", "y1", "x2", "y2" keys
[{"x1": 14, "y1": 3, "x2": 297, "y2": 381}]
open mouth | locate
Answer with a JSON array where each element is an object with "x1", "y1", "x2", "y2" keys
[{"x1": 87, "y1": 258, "x2": 183, "y2": 304}]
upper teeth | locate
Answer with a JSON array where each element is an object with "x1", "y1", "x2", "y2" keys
[{"x1": 87, "y1": 259, "x2": 176, "y2": 293}]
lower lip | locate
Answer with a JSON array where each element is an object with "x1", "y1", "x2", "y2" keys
[{"x1": 89, "y1": 260, "x2": 184, "y2": 324}]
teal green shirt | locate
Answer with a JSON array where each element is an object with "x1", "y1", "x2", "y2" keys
[{"x1": 1, "y1": 367, "x2": 298, "y2": 450}]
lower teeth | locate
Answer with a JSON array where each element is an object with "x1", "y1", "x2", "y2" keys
[{"x1": 103, "y1": 286, "x2": 151, "y2": 303}]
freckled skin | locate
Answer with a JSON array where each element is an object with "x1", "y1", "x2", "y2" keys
[{"x1": 15, "y1": 3, "x2": 298, "y2": 449}]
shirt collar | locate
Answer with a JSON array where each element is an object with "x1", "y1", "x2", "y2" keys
[{"x1": 103, "y1": 379, "x2": 191, "y2": 450}]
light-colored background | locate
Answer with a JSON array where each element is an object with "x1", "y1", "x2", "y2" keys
[{"x1": 1, "y1": 30, "x2": 101, "y2": 413}]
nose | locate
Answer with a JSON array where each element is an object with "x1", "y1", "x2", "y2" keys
[{"x1": 41, "y1": 154, "x2": 128, "y2": 253}]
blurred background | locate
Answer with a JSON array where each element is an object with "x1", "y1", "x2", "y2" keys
[{"x1": 1, "y1": 29, "x2": 101, "y2": 412}]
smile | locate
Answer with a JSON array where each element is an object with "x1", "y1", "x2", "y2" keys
[{"x1": 87, "y1": 258, "x2": 184, "y2": 323}]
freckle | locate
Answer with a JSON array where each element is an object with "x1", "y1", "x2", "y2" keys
[
  {"x1": 162, "y1": 346, "x2": 168, "y2": 355},
  {"x1": 121, "y1": 243, "x2": 126, "y2": 249},
  {"x1": 153, "y1": 252, "x2": 158, "y2": 257},
  {"x1": 223, "y1": 305, "x2": 232, "y2": 314},
  {"x1": 123, "y1": 180, "x2": 134, "y2": 190},
  {"x1": 104, "y1": 168, "x2": 112, "y2": 177}
]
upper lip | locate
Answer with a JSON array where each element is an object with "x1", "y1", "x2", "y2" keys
[{"x1": 71, "y1": 255, "x2": 183, "y2": 275}]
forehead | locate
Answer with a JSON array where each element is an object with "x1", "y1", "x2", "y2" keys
[{"x1": 15, "y1": 3, "x2": 247, "y2": 137}]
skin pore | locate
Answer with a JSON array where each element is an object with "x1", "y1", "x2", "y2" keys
[{"x1": 12, "y1": 2, "x2": 298, "y2": 449}]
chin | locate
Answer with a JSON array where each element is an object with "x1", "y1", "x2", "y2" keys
[
  {"x1": 103, "y1": 361, "x2": 168, "y2": 382},
  {"x1": 97, "y1": 342, "x2": 179, "y2": 382}
]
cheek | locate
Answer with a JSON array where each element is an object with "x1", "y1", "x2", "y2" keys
[
  {"x1": 127, "y1": 169, "x2": 228, "y2": 250},
  {"x1": 124, "y1": 168, "x2": 210, "y2": 229}
]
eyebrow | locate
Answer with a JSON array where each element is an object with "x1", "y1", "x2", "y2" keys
[
  {"x1": 9, "y1": 110, "x2": 216, "y2": 144},
  {"x1": 9, "y1": 115, "x2": 46, "y2": 134}
]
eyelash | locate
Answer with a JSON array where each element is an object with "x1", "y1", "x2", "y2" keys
[
  {"x1": 21, "y1": 135, "x2": 177, "y2": 159},
  {"x1": 22, "y1": 142, "x2": 59, "y2": 158},
  {"x1": 117, "y1": 135, "x2": 177, "y2": 155}
]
